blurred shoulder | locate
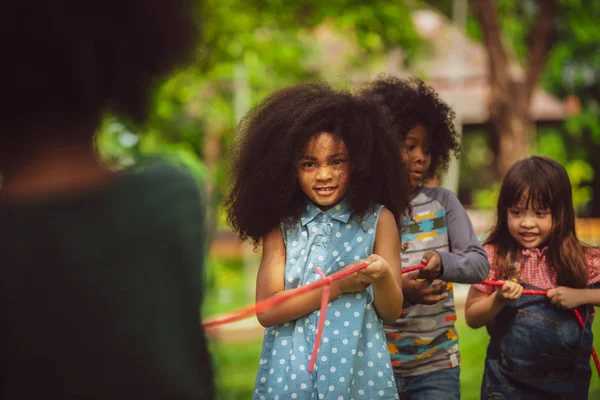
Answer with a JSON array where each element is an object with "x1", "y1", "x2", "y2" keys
[{"x1": 421, "y1": 186, "x2": 460, "y2": 205}]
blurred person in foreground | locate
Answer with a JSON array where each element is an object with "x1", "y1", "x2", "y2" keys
[{"x1": 0, "y1": 1, "x2": 214, "y2": 399}]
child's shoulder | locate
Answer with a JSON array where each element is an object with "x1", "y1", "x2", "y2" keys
[
  {"x1": 421, "y1": 186, "x2": 454, "y2": 196},
  {"x1": 327, "y1": 203, "x2": 386, "y2": 235},
  {"x1": 353, "y1": 203, "x2": 385, "y2": 223},
  {"x1": 585, "y1": 246, "x2": 600, "y2": 266},
  {"x1": 133, "y1": 160, "x2": 198, "y2": 187},
  {"x1": 121, "y1": 161, "x2": 205, "y2": 219},
  {"x1": 584, "y1": 246, "x2": 600, "y2": 287},
  {"x1": 419, "y1": 186, "x2": 463, "y2": 209},
  {"x1": 357, "y1": 203, "x2": 385, "y2": 216},
  {"x1": 131, "y1": 160, "x2": 203, "y2": 199},
  {"x1": 483, "y1": 243, "x2": 499, "y2": 264}
]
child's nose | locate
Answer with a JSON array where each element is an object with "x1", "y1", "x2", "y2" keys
[
  {"x1": 412, "y1": 148, "x2": 426, "y2": 163},
  {"x1": 316, "y1": 166, "x2": 332, "y2": 180},
  {"x1": 521, "y1": 215, "x2": 535, "y2": 227}
]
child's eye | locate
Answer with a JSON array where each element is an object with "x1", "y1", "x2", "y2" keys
[
  {"x1": 509, "y1": 210, "x2": 521, "y2": 216},
  {"x1": 300, "y1": 161, "x2": 315, "y2": 168},
  {"x1": 331, "y1": 159, "x2": 346, "y2": 166},
  {"x1": 535, "y1": 211, "x2": 549, "y2": 217}
]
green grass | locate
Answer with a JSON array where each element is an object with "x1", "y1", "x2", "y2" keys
[
  {"x1": 208, "y1": 315, "x2": 600, "y2": 399},
  {"x1": 203, "y1": 257, "x2": 254, "y2": 318},
  {"x1": 209, "y1": 339, "x2": 263, "y2": 399},
  {"x1": 455, "y1": 318, "x2": 489, "y2": 400}
]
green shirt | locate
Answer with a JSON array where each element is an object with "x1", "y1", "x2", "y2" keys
[{"x1": 0, "y1": 162, "x2": 214, "y2": 399}]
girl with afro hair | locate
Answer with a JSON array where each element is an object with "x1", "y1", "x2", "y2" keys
[
  {"x1": 362, "y1": 76, "x2": 490, "y2": 400},
  {"x1": 226, "y1": 83, "x2": 412, "y2": 399}
]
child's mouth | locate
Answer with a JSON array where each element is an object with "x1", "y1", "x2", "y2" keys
[
  {"x1": 519, "y1": 232, "x2": 539, "y2": 242},
  {"x1": 315, "y1": 187, "x2": 337, "y2": 195},
  {"x1": 410, "y1": 169, "x2": 424, "y2": 179}
]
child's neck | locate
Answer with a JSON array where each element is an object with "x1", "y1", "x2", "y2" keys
[
  {"x1": 1, "y1": 134, "x2": 115, "y2": 203},
  {"x1": 516, "y1": 244, "x2": 548, "y2": 254}
]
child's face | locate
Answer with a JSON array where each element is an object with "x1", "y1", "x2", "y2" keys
[
  {"x1": 402, "y1": 124, "x2": 432, "y2": 189},
  {"x1": 296, "y1": 132, "x2": 349, "y2": 210},
  {"x1": 507, "y1": 194, "x2": 553, "y2": 249}
]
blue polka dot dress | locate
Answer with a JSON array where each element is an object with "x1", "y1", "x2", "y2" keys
[{"x1": 253, "y1": 201, "x2": 399, "y2": 400}]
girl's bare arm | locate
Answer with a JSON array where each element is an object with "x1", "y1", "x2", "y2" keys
[
  {"x1": 256, "y1": 228, "x2": 366, "y2": 327},
  {"x1": 464, "y1": 284, "x2": 520, "y2": 329},
  {"x1": 368, "y1": 208, "x2": 404, "y2": 322}
]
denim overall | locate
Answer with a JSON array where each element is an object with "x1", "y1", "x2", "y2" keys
[{"x1": 481, "y1": 282, "x2": 594, "y2": 400}]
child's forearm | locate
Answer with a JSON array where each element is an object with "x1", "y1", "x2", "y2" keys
[
  {"x1": 439, "y1": 248, "x2": 490, "y2": 284},
  {"x1": 465, "y1": 291, "x2": 507, "y2": 329},
  {"x1": 581, "y1": 288, "x2": 600, "y2": 306},
  {"x1": 256, "y1": 282, "x2": 344, "y2": 327},
  {"x1": 371, "y1": 278, "x2": 403, "y2": 322}
]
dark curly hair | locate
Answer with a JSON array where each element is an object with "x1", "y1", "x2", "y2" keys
[
  {"x1": 1, "y1": 0, "x2": 199, "y2": 135},
  {"x1": 225, "y1": 83, "x2": 411, "y2": 245},
  {"x1": 361, "y1": 75, "x2": 460, "y2": 179}
]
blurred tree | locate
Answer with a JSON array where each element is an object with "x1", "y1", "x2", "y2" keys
[
  {"x1": 431, "y1": 0, "x2": 599, "y2": 215},
  {"x1": 99, "y1": 0, "x2": 424, "y2": 222},
  {"x1": 471, "y1": 0, "x2": 557, "y2": 179},
  {"x1": 539, "y1": 0, "x2": 600, "y2": 217}
]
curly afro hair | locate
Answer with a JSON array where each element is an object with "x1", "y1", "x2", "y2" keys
[
  {"x1": 361, "y1": 75, "x2": 460, "y2": 179},
  {"x1": 225, "y1": 83, "x2": 412, "y2": 245},
  {"x1": 1, "y1": 0, "x2": 199, "y2": 135}
]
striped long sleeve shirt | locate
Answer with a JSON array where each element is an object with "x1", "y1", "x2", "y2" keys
[{"x1": 385, "y1": 186, "x2": 490, "y2": 377}]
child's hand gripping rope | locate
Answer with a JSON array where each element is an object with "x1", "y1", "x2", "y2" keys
[
  {"x1": 482, "y1": 279, "x2": 600, "y2": 377},
  {"x1": 494, "y1": 280, "x2": 524, "y2": 303},
  {"x1": 547, "y1": 286, "x2": 585, "y2": 309},
  {"x1": 203, "y1": 261, "x2": 377, "y2": 330},
  {"x1": 204, "y1": 261, "x2": 427, "y2": 372},
  {"x1": 203, "y1": 268, "x2": 599, "y2": 378}
]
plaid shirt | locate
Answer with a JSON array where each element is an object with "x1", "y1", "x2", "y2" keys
[{"x1": 473, "y1": 244, "x2": 600, "y2": 293}]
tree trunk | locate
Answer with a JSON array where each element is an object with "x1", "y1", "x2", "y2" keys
[
  {"x1": 473, "y1": 0, "x2": 556, "y2": 178},
  {"x1": 494, "y1": 116, "x2": 532, "y2": 178},
  {"x1": 488, "y1": 80, "x2": 533, "y2": 178}
]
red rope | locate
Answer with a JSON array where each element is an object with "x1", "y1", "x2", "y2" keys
[
  {"x1": 573, "y1": 309, "x2": 600, "y2": 376},
  {"x1": 204, "y1": 262, "x2": 426, "y2": 329},
  {"x1": 204, "y1": 264, "x2": 599, "y2": 378},
  {"x1": 400, "y1": 264, "x2": 426, "y2": 274},
  {"x1": 308, "y1": 267, "x2": 331, "y2": 373},
  {"x1": 203, "y1": 261, "x2": 372, "y2": 329},
  {"x1": 481, "y1": 280, "x2": 547, "y2": 295},
  {"x1": 483, "y1": 280, "x2": 600, "y2": 377},
  {"x1": 204, "y1": 261, "x2": 426, "y2": 373}
]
